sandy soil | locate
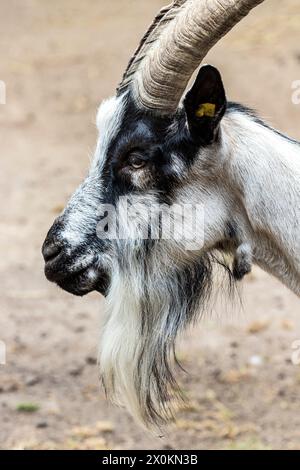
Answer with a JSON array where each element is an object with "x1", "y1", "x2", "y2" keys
[{"x1": 0, "y1": 0, "x2": 300, "y2": 450}]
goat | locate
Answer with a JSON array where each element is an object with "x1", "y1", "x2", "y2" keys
[{"x1": 42, "y1": 0, "x2": 300, "y2": 429}]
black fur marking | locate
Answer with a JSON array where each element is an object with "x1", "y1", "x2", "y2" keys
[
  {"x1": 100, "y1": 93, "x2": 201, "y2": 208},
  {"x1": 232, "y1": 258, "x2": 251, "y2": 281},
  {"x1": 226, "y1": 220, "x2": 238, "y2": 241}
]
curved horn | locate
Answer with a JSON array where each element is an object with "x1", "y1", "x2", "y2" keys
[
  {"x1": 117, "y1": 1, "x2": 187, "y2": 95},
  {"x1": 132, "y1": 0, "x2": 265, "y2": 114}
]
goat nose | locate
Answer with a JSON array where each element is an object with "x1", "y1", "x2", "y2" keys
[{"x1": 42, "y1": 239, "x2": 62, "y2": 263}]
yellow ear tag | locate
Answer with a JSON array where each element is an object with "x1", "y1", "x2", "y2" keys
[{"x1": 195, "y1": 103, "x2": 216, "y2": 118}]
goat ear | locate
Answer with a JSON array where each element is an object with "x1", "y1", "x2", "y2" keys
[{"x1": 184, "y1": 65, "x2": 227, "y2": 145}]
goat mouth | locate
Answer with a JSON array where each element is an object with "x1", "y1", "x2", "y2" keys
[
  {"x1": 56, "y1": 267, "x2": 94, "y2": 296},
  {"x1": 44, "y1": 249, "x2": 110, "y2": 297},
  {"x1": 51, "y1": 264, "x2": 110, "y2": 297},
  {"x1": 44, "y1": 251, "x2": 95, "y2": 282},
  {"x1": 54, "y1": 265, "x2": 104, "y2": 297}
]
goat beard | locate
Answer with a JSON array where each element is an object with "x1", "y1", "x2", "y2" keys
[{"x1": 99, "y1": 244, "x2": 214, "y2": 430}]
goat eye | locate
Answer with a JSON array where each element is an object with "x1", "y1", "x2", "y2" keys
[{"x1": 128, "y1": 153, "x2": 146, "y2": 170}]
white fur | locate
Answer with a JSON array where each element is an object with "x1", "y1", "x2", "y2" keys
[{"x1": 222, "y1": 112, "x2": 300, "y2": 294}]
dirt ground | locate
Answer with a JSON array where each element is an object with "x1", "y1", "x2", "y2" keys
[{"x1": 0, "y1": 0, "x2": 300, "y2": 450}]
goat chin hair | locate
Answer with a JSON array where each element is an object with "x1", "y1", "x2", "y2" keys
[{"x1": 99, "y1": 243, "x2": 236, "y2": 431}]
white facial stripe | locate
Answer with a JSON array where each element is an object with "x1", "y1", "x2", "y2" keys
[
  {"x1": 92, "y1": 94, "x2": 126, "y2": 172},
  {"x1": 60, "y1": 94, "x2": 127, "y2": 249}
]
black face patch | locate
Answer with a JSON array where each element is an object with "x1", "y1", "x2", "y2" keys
[
  {"x1": 100, "y1": 95, "x2": 200, "y2": 206},
  {"x1": 99, "y1": 66, "x2": 227, "y2": 208}
]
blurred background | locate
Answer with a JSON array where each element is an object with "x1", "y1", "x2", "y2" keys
[{"x1": 0, "y1": 0, "x2": 300, "y2": 450}]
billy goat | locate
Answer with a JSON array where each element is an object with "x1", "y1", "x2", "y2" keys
[{"x1": 42, "y1": 0, "x2": 300, "y2": 428}]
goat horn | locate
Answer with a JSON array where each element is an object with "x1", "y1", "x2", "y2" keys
[
  {"x1": 132, "y1": 0, "x2": 265, "y2": 114},
  {"x1": 117, "y1": 1, "x2": 187, "y2": 95}
]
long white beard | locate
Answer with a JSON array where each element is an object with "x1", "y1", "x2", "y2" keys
[{"x1": 99, "y1": 245, "x2": 213, "y2": 429}]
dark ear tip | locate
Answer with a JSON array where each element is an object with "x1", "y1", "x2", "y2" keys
[
  {"x1": 198, "y1": 64, "x2": 222, "y2": 80},
  {"x1": 200, "y1": 64, "x2": 218, "y2": 71}
]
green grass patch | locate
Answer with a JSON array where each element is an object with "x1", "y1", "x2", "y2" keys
[{"x1": 16, "y1": 402, "x2": 40, "y2": 413}]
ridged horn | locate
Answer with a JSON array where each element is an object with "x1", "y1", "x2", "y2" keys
[{"x1": 131, "y1": 0, "x2": 265, "y2": 114}]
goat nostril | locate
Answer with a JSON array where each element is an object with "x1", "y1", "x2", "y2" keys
[{"x1": 42, "y1": 242, "x2": 62, "y2": 263}]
